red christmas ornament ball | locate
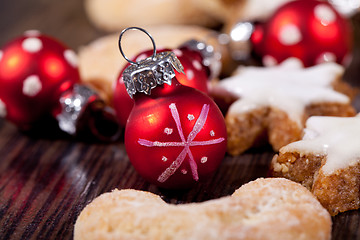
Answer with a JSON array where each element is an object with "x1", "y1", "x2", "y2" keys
[
  {"x1": 0, "y1": 30, "x2": 79, "y2": 129},
  {"x1": 113, "y1": 78, "x2": 133, "y2": 127},
  {"x1": 251, "y1": 0, "x2": 353, "y2": 67},
  {"x1": 171, "y1": 46, "x2": 209, "y2": 93},
  {"x1": 125, "y1": 78, "x2": 226, "y2": 189},
  {"x1": 113, "y1": 47, "x2": 209, "y2": 127}
]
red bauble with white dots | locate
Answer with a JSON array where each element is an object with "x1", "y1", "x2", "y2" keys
[
  {"x1": 113, "y1": 47, "x2": 209, "y2": 127},
  {"x1": 251, "y1": 0, "x2": 353, "y2": 67},
  {"x1": 125, "y1": 77, "x2": 226, "y2": 189},
  {"x1": 0, "y1": 31, "x2": 79, "y2": 129}
]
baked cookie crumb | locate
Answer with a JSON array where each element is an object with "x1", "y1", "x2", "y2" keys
[{"x1": 271, "y1": 115, "x2": 360, "y2": 215}]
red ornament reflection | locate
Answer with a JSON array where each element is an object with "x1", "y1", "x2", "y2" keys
[
  {"x1": 0, "y1": 31, "x2": 79, "y2": 129},
  {"x1": 251, "y1": 0, "x2": 353, "y2": 67},
  {"x1": 125, "y1": 77, "x2": 226, "y2": 189}
]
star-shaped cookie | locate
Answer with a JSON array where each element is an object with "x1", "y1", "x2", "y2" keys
[
  {"x1": 271, "y1": 115, "x2": 360, "y2": 215},
  {"x1": 212, "y1": 58, "x2": 356, "y2": 155}
]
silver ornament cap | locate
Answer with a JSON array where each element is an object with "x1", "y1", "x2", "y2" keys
[
  {"x1": 119, "y1": 27, "x2": 184, "y2": 98},
  {"x1": 122, "y1": 51, "x2": 184, "y2": 98}
]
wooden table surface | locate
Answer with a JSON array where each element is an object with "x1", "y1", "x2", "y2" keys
[{"x1": 1, "y1": 1, "x2": 360, "y2": 239}]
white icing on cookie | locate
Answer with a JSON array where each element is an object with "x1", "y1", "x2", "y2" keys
[
  {"x1": 281, "y1": 115, "x2": 360, "y2": 174},
  {"x1": 215, "y1": 58, "x2": 349, "y2": 126},
  {"x1": 329, "y1": 0, "x2": 359, "y2": 17}
]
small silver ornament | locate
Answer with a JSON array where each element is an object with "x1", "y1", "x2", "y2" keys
[
  {"x1": 57, "y1": 84, "x2": 121, "y2": 141},
  {"x1": 57, "y1": 84, "x2": 97, "y2": 135}
]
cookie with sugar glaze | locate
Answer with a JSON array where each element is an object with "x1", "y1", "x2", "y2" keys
[
  {"x1": 74, "y1": 178, "x2": 331, "y2": 240},
  {"x1": 211, "y1": 58, "x2": 356, "y2": 155},
  {"x1": 271, "y1": 114, "x2": 360, "y2": 215}
]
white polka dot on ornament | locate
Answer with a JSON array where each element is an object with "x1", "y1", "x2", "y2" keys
[
  {"x1": 314, "y1": 4, "x2": 336, "y2": 25},
  {"x1": 263, "y1": 55, "x2": 278, "y2": 67},
  {"x1": 279, "y1": 24, "x2": 302, "y2": 46},
  {"x1": 192, "y1": 60, "x2": 202, "y2": 71},
  {"x1": 164, "y1": 127, "x2": 173, "y2": 135},
  {"x1": 22, "y1": 75, "x2": 42, "y2": 97},
  {"x1": 201, "y1": 157, "x2": 208, "y2": 163},
  {"x1": 22, "y1": 37, "x2": 42, "y2": 53},
  {"x1": 64, "y1": 49, "x2": 78, "y2": 67},
  {"x1": 172, "y1": 49, "x2": 183, "y2": 57},
  {"x1": 186, "y1": 69, "x2": 194, "y2": 80}
]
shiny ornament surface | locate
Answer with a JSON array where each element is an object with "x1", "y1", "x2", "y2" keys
[
  {"x1": 251, "y1": 0, "x2": 353, "y2": 67},
  {"x1": 0, "y1": 31, "x2": 79, "y2": 129},
  {"x1": 125, "y1": 78, "x2": 226, "y2": 189}
]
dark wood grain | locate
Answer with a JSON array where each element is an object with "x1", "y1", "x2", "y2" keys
[{"x1": 0, "y1": 1, "x2": 360, "y2": 239}]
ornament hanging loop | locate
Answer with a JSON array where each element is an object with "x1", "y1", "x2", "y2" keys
[
  {"x1": 120, "y1": 27, "x2": 184, "y2": 98},
  {"x1": 118, "y1": 27, "x2": 157, "y2": 65}
]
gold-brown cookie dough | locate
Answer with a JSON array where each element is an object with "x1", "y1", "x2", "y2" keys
[
  {"x1": 222, "y1": 0, "x2": 293, "y2": 31},
  {"x1": 84, "y1": 0, "x2": 219, "y2": 32},
  {"x1": 74, "y1": 178, "x2": 331, "y2": 240},
  {"x1": 192, "y1": 0, "x2": 292, "y2": 24},
  {"x1": 271, "y1": 115, "x2": 360, "y2": 215}
]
